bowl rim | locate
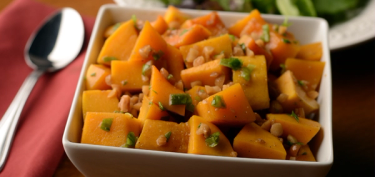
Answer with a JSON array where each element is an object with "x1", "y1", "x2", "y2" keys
[{"x1": 62, "y1": 3, "x2": 333, "y2": 170}]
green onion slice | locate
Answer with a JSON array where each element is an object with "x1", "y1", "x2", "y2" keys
[
  {"x1": 100, "y1": 118, "x2": 113, "y2": 132},
  {"x1": 124, "y1": 132, "x2": 137, "y2": 148},
  {"x1": 220, "y1": 58, "x2": 243, "y2": 70},
  {"x1": 165, "y1": 131, "x2": 172, "y2": 142},
  {"x1": 260, "y1": 24, "x2": 270, "y2": 42},
  {"x1": 211, "y1": 95, "x2": 226, "y2": 108},
  {"x1": 205, "y1": 132, "x2": 220, "y2": 147}
]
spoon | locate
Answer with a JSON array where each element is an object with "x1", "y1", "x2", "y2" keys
[{"x1": 0, "y1": 8, "x2": 84, "y2": 171}]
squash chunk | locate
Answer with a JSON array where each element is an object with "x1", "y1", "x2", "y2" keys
[
  {"x1": 273, "y1": 70, "x2": 319, "y2": 114},
  {"x1": 232, "y1": 56, "x2": 270, "y2": 110},
  {"x1": 138, "y1": 96, "x2": 169, "y2": 124},
  {"x1": 163, "y1": 25, "x2": 211, "y2": 48},
  {"x1": 135, "y1": 119, "x2": 190, "y2": 153},
  {"x1": 165, "y1": 44, "x2": 184, "y2": 82},
  {"x1": 233, "y1": 122, "x2": 286, "y2": 159},
  {"x1": 296, "y1": 42, "x2": 322, "y2": 61},
  {"x1": 181, "y1": 12, "x2": 226, "y2": 36},
  {"x1": 188, "y1": 115, "x2": 236, "y2": 157},
  {"x1": 149, "y1": 66, "x2": 186, "y2": 116},
  {"x1": 180, "y1": 59, "x2": 230, "y2": 89},
  {"x1": 296, "y1": 145, "x2": 316, "y2": 161},
  {"x1": 266, "y1": 114, "x2": 321, "y2": 144},
  {"x1": 238, "y1": 35, "x2": 273, "y2": 68},
  {"x1": 266, "y1": 31, "x2": 300, "y2": 71},
  {"x1": 97, "y1": 20, "x2": 138, "y2": 65},
  {"x1": 151, "y1": 15, "x2": 168, "y2": 34},
  {"x1": 228, "y1": 9, "x2": 265, "y2": 37},
  {"x1": 111, "y1": 60, "x2": 145, "y2": 92},
  {"x1": 164, "y1": 6, "x2": 190, "y2": 28},
  {"x1": 128, "y1": 21, "x2": 168, "y2": 63},
  {"x1": 196, "y1": 83, "x2": 255, "y2": 127},
  {"x1": 82, "y1": 90, "x2": 119, "y2": 119},
  {"x1": 180, "y1": 34, "x2": 233, "y2": 68},
  {"x1": 285, "y1": 58, "x2": 325, "y2": 91},
  {"x1": 85, "y1": 64, "x2": 111, "y2": 90},
  {"x1": 81, "y1": 112, "x2": 141, "y2": 147}
]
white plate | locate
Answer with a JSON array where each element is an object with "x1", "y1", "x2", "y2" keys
[
  {"x1": 114, "y1": 0, "x2": 375, "y2": 50},
  {"x1": 63, "y1": 4, "x2": 333, "y2": 177}
]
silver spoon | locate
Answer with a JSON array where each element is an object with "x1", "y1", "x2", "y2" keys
[{"x1": 0, "y1": 8, "x2": 84, "y2": 171}]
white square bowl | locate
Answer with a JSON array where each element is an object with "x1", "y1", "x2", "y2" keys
[{"x1": 63, "y1": 4, "x2": 333, "y2": 177}]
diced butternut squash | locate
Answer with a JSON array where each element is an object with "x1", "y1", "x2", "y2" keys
[
  {"x1": 81, "y1": 112, "x2": 141, "y2": 147},
  {"x1": 135, "y1": 119, "x2": 190, "y2": 153},
  {"x1": 151, "y1": 15, "x2": 168, "y2": 34},
  {"x1": 85, "y1": 64, "x2": 111, "y2": 90},
  {"x1": 164, "y1": 44, "x2": 185, "y2": 82},
  {"x1": 164, "y1": 6, "x2": 190, "y2": 28},
  {"x1": 163, "y1": 25, "x2": 211, "y2": 48},
  {"x1": 273, "y1": 70, "x2": 319, "y2": 115},
  {"x1": 128, "y1": 21, "x2": 168, "y2": 63},
  {"x1": 138, "y1": 96, "x2": 169, "y2": 124},
  {"x1": 82, "y1": 90, "x2": 119, "y2": 119},
  {"x1": 228, "y1": 9, "x2": 266, "y2": 37},
  {"x1": 233, "y1": 122, "x2": 286, "y2": 159},
  {"x1": 111, "y1": 60, "x2": 146, "y2": 92},
  {"x1": 196, "y1": 83, "x2": 255, "y2": 127},
  {"x1": 181, "y1": 12, "x2": 226, "y2": 36},
  {"x1": 187, "y1": 115, "x2": 236, "y2": 156},
  {"x1": 266, "y1": 114, "x2": 321, "y2": 144},
  {"x1": 149, "y1": 66, "x2": 186, "y2": 116},
  {"x1": 97, "y1": 20, "x2": 138, "y2": 65},
  {"x1": 266, "y1": 31, "x2": 300, "y2": 71},
  {"x1": 296, "y1": 145, "x2": 316, "y2": 161},
  {"x1": 285, "y1": 58, "x2": 325, "y2": 91},
  {"x1": 180, "y1": 34, "x2": 233, "y2": 68},
  {"x1": 180, "y1": 59, "x2": 230, "y2": 89},
  {"x1": 232, "y1": 56, "x2": 270, "y2": 110},
  {"x1": 296, "y1": 42, "x2": 323, "y2": 61},
  {"x1": 238, "y1": 35, "x2": 273, "y2": 68}
]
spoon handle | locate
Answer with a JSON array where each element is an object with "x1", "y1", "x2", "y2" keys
[{"x1": 0, "y1": 70, "x2": 44, "y2": 171}]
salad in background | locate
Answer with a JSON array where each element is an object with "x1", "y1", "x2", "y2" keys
[{"x1": 159, "y1": 0, "x2": 370, "y2": 26}]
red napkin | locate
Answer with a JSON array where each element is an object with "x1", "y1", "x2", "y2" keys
[{"x1": 0, "y1": 0, "x2": 94, "y2": 176}]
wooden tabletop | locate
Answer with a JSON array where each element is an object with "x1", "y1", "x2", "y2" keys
[{"x1": 1, "y1": 0, "x2": 374, "y2": 176}]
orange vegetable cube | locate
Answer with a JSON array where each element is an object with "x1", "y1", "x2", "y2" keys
[
  {"x1": 266, "y1": 114, "x2": 321, "y2": 144},
  {"x1": 187, "y1": 115, "x2": 236, "y2": 157},
  {"x1": 285, "y1": 58, "x2": 325, "y2": 91},
  {"x1": 149, "y1": 66, "x2": 186, "y2": 116},
  {"x1": 81, "y1": 112, "x2": 141, "y2": 147},
  {"x1": 196, "y1": 83, "x2": 255, "y2": 127},
  {"x1": 82, "y1": 90, "x2": 119, "y2": 119},
  {"x1": 97, "y1": 20, "x2": 138, "y2": 65},
  {"x1": 233, "y1": 122, "x2": 286, "y2": 159},
  {"x1": 135, "y1": 119, "x2": 190, "y2": 153},
  {"x1": 85, "y1": 64, "x2": 111, "y2": 90}
]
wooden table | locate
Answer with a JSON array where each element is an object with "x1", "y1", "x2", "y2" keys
[{"x1": 1, "y1": 0, "x2": 374, "y2": 176}]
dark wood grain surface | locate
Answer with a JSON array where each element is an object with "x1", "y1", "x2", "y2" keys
[{"x1": 1, "y1": 0, "x2": 374, "y2": 176}]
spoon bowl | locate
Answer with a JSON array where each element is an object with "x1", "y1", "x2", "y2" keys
[{"x1": 0, "y1": 8, "x2": 84, "y2": 171}]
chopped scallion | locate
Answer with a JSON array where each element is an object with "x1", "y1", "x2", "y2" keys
[
  {"x1": 290, "y1": 111, "x2": 299, "y2": 122},
  {"x1": 220, "y1": 58, "x2": 243, "y2": 70},
  {"x1": 211, "y1": 95, "x2": 226, "y2": 108},
  {"x1": 100, "y1": 118, "x2": 113, "y2": 132},
  {"x1": 260, "y1": 24, "x2": 270, "y2": 42},
  {"x1": 165, "y1": 131, "x2": 172, "y2": 142},
  {"x1": 205, "y1": 132, "x2": 220, "y2": 147}
]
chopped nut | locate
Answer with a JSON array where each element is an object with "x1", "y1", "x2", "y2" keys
[
  {"x1": 139, "y1": 45, "x2": 152, "y2": 59},
  {"x1": 270, "y1": 123, "x2": 283, "y2": 137},
  {"x1": 196, "y1": 123, "x2": 211, "y2": 138}
]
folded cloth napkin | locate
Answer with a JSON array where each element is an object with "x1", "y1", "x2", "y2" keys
[{"x1": 0, "y1": 0, "x2": 94, "y2": 176}]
